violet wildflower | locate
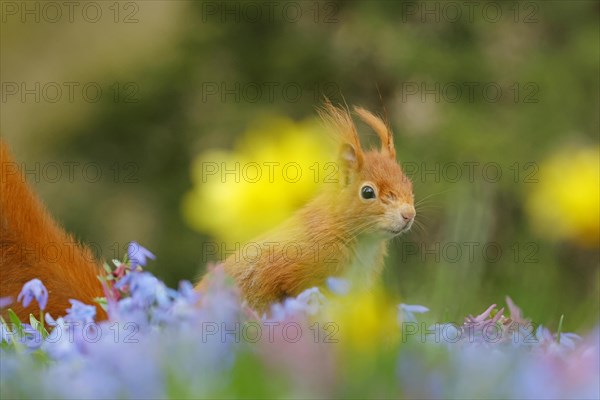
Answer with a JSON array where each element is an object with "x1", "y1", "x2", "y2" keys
[
  {"x1": 557, "y1": 332, "x2": 582, "y2": 350},
  {"x1": 178, "y1": 281, "x2": 199, "y2": 303},
  {"x1": 128, "y1": 241, "x2": 156, "y2": 269},
  {"x1": 269, "y1": 299, "x2": 306, "y2": 321},
  {"x1": 17, "y1": 278, "x2": 48, "y2": 310},
  {"x1": 170, "y1": 281, "x2": 200, "y2": 318},
  {"x1": 326, "y1": 277, "x2": 350, "y2": 295},
  {"x1": 198, "y1": 265, "x2": 243, "y2": 330},
  {"x1": 65, "y1": 300, "x2": 96, "y2": 323},
  {"x1": 267, "y1": 287, "x2": 326, "y2": 321},
  {"x1": 0, "y1": 296, "x2": 12, "y2": 309},
  {"x1": 465, "y1": 304, "x2": 502, "y2": 327},
  {"x1": 398, "y1": 303, "x2": 429, "y2": 323},
  {"x1": 130, "y1": 273, "x2": 166, "y2": 307},
  {"x1": 1, "y1": 323, "x2": 13, "y2": 344},
  {"x1": 505, "y1": 296, "x2": 527, "y2": 324},
  {"x1": 534, "y1": 324, "x2": 582, "y2": 354},
  {"x1": 296, "y1": 287, "x2": 326, "y2": 315},
  {"x1": 43, "y1": 313, "x2": 80, "y2": 359},
  {"x1": 19, "y1": 324, "x2": 43, "y2": 349},
  {"x1": 117, "y1": 272, "x2": 173, "y2": 309},
  {"x1": 114, "y1": 297, "x2": 148, "y2": 326}
]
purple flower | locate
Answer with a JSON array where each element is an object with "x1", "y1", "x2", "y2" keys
[
  {"x1": 326, "y1": 277, "x2": 350, "y2": 295},
  {"x1": 296, "y1": 287, "x2": 326, "y2": 314},
  {"x1": 17, "y1": 279, "x2": 48, "y2": 310},
  {"x1": 116, "y1": 272, "x2": 173, "y2": 309},
  {"x1": 268, "y1": 287, "x2": 326, "y2": 321},
  {"x1": 1, "y1": 323, "x2": 13, "y2": 344},
  {"x1": 19, "y1": 323, "x2": 43, "y2": 349},
  {"x1": 0, "y1": 296, "x2": 12, "y2": 309},
  {"x1": 128, "y1": 241, "x2": 156, "y2": 269},
  {"x1": 169, "y1": 281, "x2": 200, "y2": 306},
  {"x1": 178, "y1": 281, "x2": 198, "y2": 303},
  {"x1": 534, "y1": 324, "x2": 582, "y2": 353},
  {"x1": 557, "y1": 332, "x2": 581, "y2": 350},
  {"x1": 170, "y1": 281, "x2": 200, "y2": 317},
  {"x1": 398, "y1": 303, "x2": 429, "y2": 323},
  {"x1": 43, "y1": 314, "x2": 79, "y2": 359},
  {"x1": 465, "y1": 304, "x2": 503, "y2": 326},
  {"x1": 19, "y1": 324, "x2": 43, "y2": 350},
  {"x1": 65, "y1": 300, "x2": 96, "y2": 323}
]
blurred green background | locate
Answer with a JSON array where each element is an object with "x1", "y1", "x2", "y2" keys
[{"x1": 1, "y1": 1, "x2": 598, "y2": 330}]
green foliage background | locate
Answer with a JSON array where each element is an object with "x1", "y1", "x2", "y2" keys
[{"x1": 2, "y1": 1, "x2": 598, "y2": 330}]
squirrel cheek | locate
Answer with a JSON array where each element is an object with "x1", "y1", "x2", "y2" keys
[{"x1": 378, "y1": 209, "x2": 400, "y2": 231}]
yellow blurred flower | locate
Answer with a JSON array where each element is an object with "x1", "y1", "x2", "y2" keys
[
  {"x1": 323, "y1": 287, "x2": 400, "y2": 355},
  {"x1": 182, "y1": 116, "x2": 333, "y2": 245},
  {"x1": 526, "y1": 146, "x2": 599, "y2": 247}
]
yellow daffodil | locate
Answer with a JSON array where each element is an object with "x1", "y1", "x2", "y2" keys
[
  {"x1": 182, "y1": 116, "x2": 333, "y2": 245},
  {"x1": 526, "y1": 146, "x2": 599, "y2": 247},
  {"x1": 323, "y1": 287, "x2": 400, "y2": 355}
]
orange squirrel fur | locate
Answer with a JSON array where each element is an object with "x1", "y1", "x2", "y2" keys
[
  {"x1": 0, "y1": 141, "x2": 106, "y2": 321},
  {"x1": 0, "y1": 104, "x2": 415, "y2": 319},
  {"x1": 196, "y1": 103, "x2": 415, "y2": 311}
]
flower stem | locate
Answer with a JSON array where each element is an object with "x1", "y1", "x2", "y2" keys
[{"x1": 556, "y1": 314, "x2": 564, "y2": 344}]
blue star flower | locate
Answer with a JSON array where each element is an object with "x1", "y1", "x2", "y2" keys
[
  {"x1": 19, "y1": 323, "x2": 43, "y2": 349},
  {"x1": 0, "y1": 296, "x2": 12, "y2": 309},
  {"x1": 17, "y1": 278, "x2": 48, "y2": 310},
  {"x1": 128, "y1": 241, "x2": 156, "y2": 269},
  {"x1": 65, "y1": 300, "x2": 96, "y2": 323},
  {"x1": 398, "y1": 303, "x2": 429, "y2": 323},
  {"x1": 326, "y1": 277, "x2": 351, "y2": 295}
]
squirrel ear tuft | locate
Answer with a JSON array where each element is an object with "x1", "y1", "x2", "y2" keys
[
  {"x1": 353, "y1": 106, "x2": 396, "y2": 159},
  {"x1": 318, "y1": 100, "x2": 364, "y2": 176}
]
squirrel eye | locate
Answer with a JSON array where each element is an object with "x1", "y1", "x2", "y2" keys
[{"x1": 361, "y1": 185, "x2": 376, "y2": 200}]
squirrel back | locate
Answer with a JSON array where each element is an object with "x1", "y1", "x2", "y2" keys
[{"x1": 0, "y1": 141, "x2": 106, "y2": 320}]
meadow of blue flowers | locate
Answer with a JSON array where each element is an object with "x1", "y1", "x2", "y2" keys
[{"x1": 1, "y1": 242, "x2": 598, "y2": 399}]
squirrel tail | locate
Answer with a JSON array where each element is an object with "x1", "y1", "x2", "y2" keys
[{"x1": 0, "y1": 141, "x2": 107, "y2": 321}]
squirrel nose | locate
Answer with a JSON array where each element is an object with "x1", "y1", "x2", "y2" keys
[{"x1": 400, "y1": 205, "x2": 416, "y2": 221}]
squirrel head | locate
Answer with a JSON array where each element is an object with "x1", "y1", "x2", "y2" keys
[{"x1": 319, "y1": 102, "x2": 415, "y2": 237}]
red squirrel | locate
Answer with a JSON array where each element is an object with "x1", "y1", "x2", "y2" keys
[
  {"x1": 1, "y1": 103, "x2": 415, "y2": 319},
  {"x1": 196, "y1": 103, "x2": 415, "y2": 311},
  {"x1": 0, "y1": 142, "x2": 107, "y2": 320}
]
